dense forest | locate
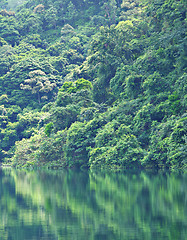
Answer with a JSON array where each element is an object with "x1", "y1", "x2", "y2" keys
[{"x1": 0, "y1": 0, "x2": 186, "y2": 170}]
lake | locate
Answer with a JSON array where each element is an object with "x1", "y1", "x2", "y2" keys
[{"x1": 0, "y1": 168, "x2": 186, "y2": 240}]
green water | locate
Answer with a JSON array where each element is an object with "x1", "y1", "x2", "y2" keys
[{"x1": 0, "y1": 168, "x2": 186, "y2": 240}]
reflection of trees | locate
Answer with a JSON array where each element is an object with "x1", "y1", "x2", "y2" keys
[
  {"x1": 0, "y1": 169, "x2": 56, "y2": 240},
  {"x1": 0, "y1": 169, "x2": 187, "y2": 240}
]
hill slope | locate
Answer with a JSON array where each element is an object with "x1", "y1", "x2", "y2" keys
[{"x1": 0, "y1": 0, "x2": 186, "y2": 170}]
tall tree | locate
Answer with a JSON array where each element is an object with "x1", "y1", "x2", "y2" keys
[{"x1": 20, "y1": 70, "x2": 56, "y2": 103}]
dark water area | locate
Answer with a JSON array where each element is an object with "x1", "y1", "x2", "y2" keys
[{"x1": 0, "y1": 168, "x2": 186, "y2": 240}]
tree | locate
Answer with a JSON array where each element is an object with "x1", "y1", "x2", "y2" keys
[
  {"x1": 0, "y1": 14, "x2": 19, "y2": 45},
  {"x1": 102, "y1": 0, "x2": 117, "y2": 26},
  {"x1": 20, "y1": 70, "x2": 56, "y2": 104},
  {"x1": 59, "y1": 78, "x2": 92, "y2": 94}
]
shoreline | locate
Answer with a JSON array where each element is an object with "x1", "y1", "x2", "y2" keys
[
  {"x1": 0, "y1": 163, "x2": 186, "y2": 173},
  {"x1": 0, "y1": 164, "x2": 12, "y2": 168}
]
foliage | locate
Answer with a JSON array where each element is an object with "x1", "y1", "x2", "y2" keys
[
  {"x1": 44, "y1": 122, "x2": 53, "y2": 136},
  {"x1": 59, "y1": 78, "x2": 93, "y2": 94},
  {"x1": 0, "y1": 0, "x2": 186, "y2": 170},
  {"x1": 89, "y1": 122, "x2": 144, "y2": 169},
  {"x1": 20, "y1": 70, "x2": 57, "y2": 103}
]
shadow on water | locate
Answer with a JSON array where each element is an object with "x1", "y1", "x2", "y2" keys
[{"x1": 0, "y1": 168, "x2": 187, "y2": 240}]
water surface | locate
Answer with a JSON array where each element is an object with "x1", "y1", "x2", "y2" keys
[{"x1": 0, "y1": 168, "x2": 186, "y2": 240}]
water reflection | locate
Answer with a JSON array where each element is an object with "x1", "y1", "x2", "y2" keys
[{"x1": 0, "y1": 168, "x2": 187, "y2": 240}]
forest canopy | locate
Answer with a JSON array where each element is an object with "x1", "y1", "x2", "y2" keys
[{"x1": 0, "y1": 0, "x2": 186, "y2": 170}]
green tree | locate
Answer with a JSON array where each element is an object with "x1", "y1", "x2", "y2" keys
[{"x1": 59, "y1": 78, "x2": 92, "y2": 94}]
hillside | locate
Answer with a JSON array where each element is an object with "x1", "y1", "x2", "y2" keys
[{"x1": 0, "y1": 0, "x2": 186, "y2": 170}]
